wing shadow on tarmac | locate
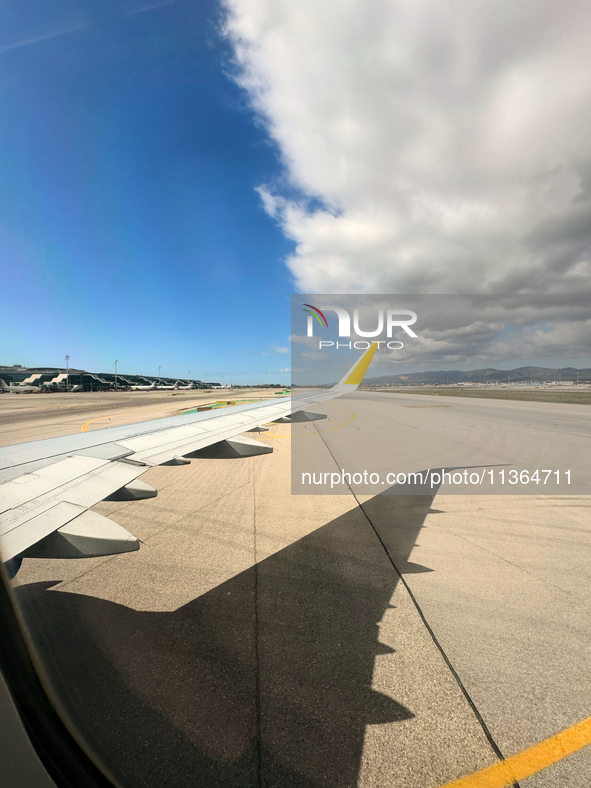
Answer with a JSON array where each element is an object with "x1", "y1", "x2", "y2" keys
[{"x1": 14, "y1": 473, "x2": 445, "y2": 788}]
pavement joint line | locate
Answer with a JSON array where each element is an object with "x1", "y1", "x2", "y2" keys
[
  {"x1": 54, "y1": 552, "x2": 124, "y2": 591},
  {"x1": 430, "y1": 523, "x2": 573, "y2": 597},
  {"x1": 355, "y1": 494, "x2": 517, "y2": 781},
  {"x1": 252, "y1": 461, "x2": 263, "y2": 787},
  {"x1": 437, "y1": 715, "x2": 591, "y2": 787},
  {"x1": 121, "y1": 480, "x2": 255, "y2": 545},
  {"x1": 164, "y1": 480, "x2": 254, "y2": 521},
  {"x1": 311, "y1": 420, "x2": 519, "y2": 786},
  {"x1": 58, "y1": 481, "x2": 256, "y2": 589}
]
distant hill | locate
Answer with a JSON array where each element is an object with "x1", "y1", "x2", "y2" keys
[{"x1": 364, "y1": 367, "x2": 591, "y2": 386}]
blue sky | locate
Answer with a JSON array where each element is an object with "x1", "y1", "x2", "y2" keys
[
  {"x1": 2, "y1": 1, "x2": 589, "y2": 384},
  {"x1": 0, "y1": 0, "x2": 294, "y2": 384}
]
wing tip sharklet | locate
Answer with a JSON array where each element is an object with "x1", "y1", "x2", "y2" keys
[{"x1": 338, "y1": 342, "x2": 379, "y2": 387}]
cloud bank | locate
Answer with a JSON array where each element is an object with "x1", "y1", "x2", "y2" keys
[
  {"x1": 290, "y1": 294, "x2": 591, "y2": 381},
  {"x1": 224, "y1": 0, "x2": 591, "y2": 294}
]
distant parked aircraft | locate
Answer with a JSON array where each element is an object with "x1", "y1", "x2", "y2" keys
[
  {"x1": 0, "y1": 379, "x2": 40, "y2": 394},
  {"x1": 130, "y1": 381, "x2": 184, "y2": 391},
  {"x1": 40, "y1": 382, "x2": 84, "y2": 393}
]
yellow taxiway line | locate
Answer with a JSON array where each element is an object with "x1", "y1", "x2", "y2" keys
[
  {"x1": 81, "y1": 417, "x2": 105, "y2": 433},
  {"x1": 81, "y1": 409, "x2": 138, "y2": 432},
  {"x1": 440, "y1": 715, "x2": 591, "y2": 787}
]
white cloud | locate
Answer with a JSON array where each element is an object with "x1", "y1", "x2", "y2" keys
[
  {"x1": 289, "y1": 334, "x2": 317, "y2": 348},
  {"x1": 224, "y1": 0, "x2": 591, "y2": 294},
  {"x1": 377, "y1": 317, "x2": 591, "y2": 367},
  {"x1": 270, "y1": 345, "x2": 289, "y2": 354}
]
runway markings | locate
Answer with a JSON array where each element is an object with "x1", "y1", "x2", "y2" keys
[
  {"x1": 80, "y1": 416, "x2": 109, "y2": 432},
  {"x1": 316, "y1": 402, "x2": 356, "y2": 432},
  {"x1": 439, "y1": 715, "x2": 591, "y2": 787},
  {"x1": 81, "y1": 409, "x2": 138, "y2": 432},
  {"x1": 403, "y1": 405, "x2": 451, "y2": 408}
]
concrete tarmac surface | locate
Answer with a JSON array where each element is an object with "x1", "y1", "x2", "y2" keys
[{"x1": 5, "y1": 390, "x2": 591, "y2": 787}]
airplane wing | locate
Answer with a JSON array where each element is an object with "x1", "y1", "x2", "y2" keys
[{"x1": 0, "y1": 344, "x2": 377, "y2": 570}]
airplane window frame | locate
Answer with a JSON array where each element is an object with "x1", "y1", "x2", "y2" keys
[{"x1": 0, "y1": 566, "x2": 118, "y2": 788}]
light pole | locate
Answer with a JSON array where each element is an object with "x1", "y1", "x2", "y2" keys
[
  {"x1": 65, "y1": 355, "x2": 69, "y2": 390},
  {"x1": 158, "y1": 366, "x2": 161, "y2": 382},
  {"x1": 115, "y1": 360, "x2": 118, "y2": 391}
]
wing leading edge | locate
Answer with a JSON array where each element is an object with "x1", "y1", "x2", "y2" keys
[{"x1": 0, "y1": 344, "x2": 378, "y2": 572}]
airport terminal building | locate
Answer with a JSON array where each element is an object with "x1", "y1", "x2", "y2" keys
[{"x1": 0, "y1": 365, "x2": 217, "y2": 391}]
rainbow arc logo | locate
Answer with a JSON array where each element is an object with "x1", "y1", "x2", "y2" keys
[{"x1": 302, "y1": 304, "x2": 328, "y2": 328}]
